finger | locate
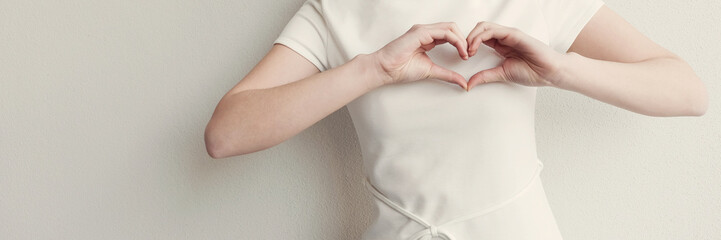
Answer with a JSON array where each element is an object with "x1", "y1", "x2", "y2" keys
[
  {"x1": 426, "y1": 22, "x2": 468, "y2": 56},
  {"x1": 427, "y1": 63, "x2": 468, "y2": 91},
  {"x1": 471, "y1": 26, "x2": 539, "y2": 58},
  {"x1": 467, "y1": 65, "x2": 507, "y2": 90},
  {"x1": 477, "y1": 27, "x2": 520, "y2": 48},
  {"x1": 468, "y1": 22, "x2": 523, "y2": 55},
  {"x1": 442, "y1": 22, "x2": 469, "y2": 60},
  {"x1": 421, "y1": 27, "x2": 469, "y2": 61},
  {"x1": 469, "y1": 28, "x2": 510, "y2": 56},
  {"x1": 466, "y1": 21, "x2": 496, "y2": 57},
  {"x1": 482, "y1": 38, "x2": 514, "y2": 56}
]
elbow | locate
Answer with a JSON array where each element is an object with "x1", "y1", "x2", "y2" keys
[
  {"x1": 205, "y1": 141, "x2": 226, "y2": 159},
  {"x1": 686, "y1": 75, "x2": 709, "y2": 117},
  {"x1": 205, "y1": 127, "x2": 229, "y2": 159},
  {"x1": 687, "y1": 91, "x2": 708, "y2": 117},
  {"x1": 689, "y1": 105, "x2": 707, "y2": 117},
  {"x1": 204, "y1": 121, "x2": 271, "y2": 159},
  {"x1": 204, "y1": 122, "x2": 238, "y2": 159},
  {"x1": 663, "y1": 56, "x2": 708, "y2": 117}
]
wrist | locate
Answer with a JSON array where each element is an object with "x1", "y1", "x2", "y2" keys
[
  {"x1": 347, "y1": 53, "x2": 387, "y2": 91},
  {"x1": 355, "y1": 52, "x2": 392, "y2": 87},
  {"x1": 549, "y1": 51, "x2": 582, "y2": 90}
]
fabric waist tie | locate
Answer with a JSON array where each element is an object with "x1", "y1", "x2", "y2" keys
[{"x1": 362, "y1": 160, "x2": 545, "y2": 240}]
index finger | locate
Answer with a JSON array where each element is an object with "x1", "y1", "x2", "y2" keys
[{"x1": 418, "y1": 26, "x2": 469, "y2": 60}]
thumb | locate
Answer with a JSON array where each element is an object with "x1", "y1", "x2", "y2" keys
[
  {"x1": 427, "y1": 63, "x2": 468, "y2": 91},
  {"x1": 467, "y1": 65, "x2": 508, "y2": 90}
]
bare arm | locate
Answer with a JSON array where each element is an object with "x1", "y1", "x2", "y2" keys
[
  {"x1": 205, "y1": 22, "x2": 470, "y2": 159},
  {"x1": 204, "y1": 45, "x2": 386, "y2": 158},
  {"x1": 558, "y1": 5, "x2": 708, "y2": 117},
  {"x1": 464, "y1": 6, "x2": 708, "y2": 117}
]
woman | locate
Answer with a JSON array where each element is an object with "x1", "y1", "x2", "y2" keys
[{"x1": 204, "y1": 0, "x2": 708, "y2": 239}]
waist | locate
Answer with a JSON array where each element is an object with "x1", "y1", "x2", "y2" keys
[
  {"x1": 361, "y1": 160, "x2": 546, "y2": 239},
  {"x1": 363, "y1": 155, "x2": 544, "y2": 225}
]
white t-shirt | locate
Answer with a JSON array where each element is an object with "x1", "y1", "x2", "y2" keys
[{"x1": 273, "y1": 0, "x2": 604, "y2": 239}]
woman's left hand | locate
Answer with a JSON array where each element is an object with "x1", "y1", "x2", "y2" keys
[{"x1": 465, "y1": 21, "x2": 566, "y2": 90}]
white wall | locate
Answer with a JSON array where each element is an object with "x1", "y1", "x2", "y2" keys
[{"x1": 1, "y1": 0, "x2": 718, "y2": 239}]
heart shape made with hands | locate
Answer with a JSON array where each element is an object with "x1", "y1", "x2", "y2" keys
[
  {"x1": 425, "y1": 40, "x2": 507, "y2": 90},
  {"x1": 421, "y1": 21, "x2": 556, "y2": 91}
]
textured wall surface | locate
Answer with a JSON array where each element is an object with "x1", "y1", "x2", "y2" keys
[{"x1": 1, "y1": 0, "x2": 718, "y2": 239}]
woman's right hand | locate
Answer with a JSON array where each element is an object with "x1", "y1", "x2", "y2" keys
[{"x1": 371, "y1": 22, "x2": 470, "y2": 90}]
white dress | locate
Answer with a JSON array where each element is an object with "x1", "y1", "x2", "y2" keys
[{"x1": 273, "y1": 0, "x2": 605, "y2": 239}]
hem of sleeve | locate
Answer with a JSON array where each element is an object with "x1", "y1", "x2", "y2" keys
[
  {"x1": 273, "y1": 36, "x2": 327, "y2": 72},
  {"x1": 556, "y1": 0, "x2": 605, "y2": 53}
]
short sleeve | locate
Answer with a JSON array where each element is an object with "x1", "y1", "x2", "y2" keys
[
  {"x1": 272, "y1": 0, "x2": 329, "y2": 72},
  {"x1": 539, "y1": 0, "x2": 605, "y2": 53}
]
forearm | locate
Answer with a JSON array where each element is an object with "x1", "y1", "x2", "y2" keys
[
  {"x1": 205, "y1": 53, "x2": 387, "y2": 158},
  {"x1": 553, "y1": 52, "x2": 708, "y2": 117}
]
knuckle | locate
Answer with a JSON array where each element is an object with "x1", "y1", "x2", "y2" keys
[
  {"x1": 446, "y1": 32, "x2": 457, "y2": 41},
  {"x1": 418, "y1": 31, "x2": 432, "y2": 42}
]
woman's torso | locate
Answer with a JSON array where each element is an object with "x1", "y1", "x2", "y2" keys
[{"x1": 319, "y1": 0, "x2": 562, "y2": 238}]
